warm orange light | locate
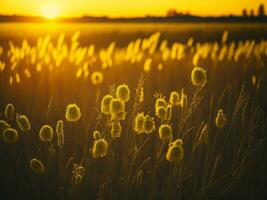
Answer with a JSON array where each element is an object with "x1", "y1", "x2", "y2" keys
[{"x1": 41, "y1": 4, "x2": 60, "y2": 19}]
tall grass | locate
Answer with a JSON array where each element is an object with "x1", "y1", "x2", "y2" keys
[{"x1": 0, "y1": 29, "x2": 267, "y2": 199}]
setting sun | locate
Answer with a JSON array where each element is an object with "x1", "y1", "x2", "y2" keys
[{"x1": 41, "y1": 4, "x2": 60, "y2": 19}]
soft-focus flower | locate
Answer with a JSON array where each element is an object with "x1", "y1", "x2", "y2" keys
[
  {"x1": 30, "y1": 158, "x2": 45, "y2": 174},
  {"x1": 166, "y1": 139, "x2": 184, "y2": 163},
  {"x1": 169, "y1": 91, "x2": 180, "y2": 106},
  {"x1": 134, "y1": 112, "x2": 145, "y2": 134},
  {"x1": 65, "y1": 104, "x2": 81, "y2": 122},
  {"x1": 101, "y1": 95, "x2": 113, "y2": 115},
  {"x1": 91, "y1": 71, "x2": 103, "y2": 85},
  {"x1": 92, "y1": 138, "x2": 108, "y2": 158},
  {"x1": 109, "y1": 98, "x2": 125, "y2": 116},
  {"x1": 191, "y1": 67, "x2": 207, "y2": 87},
  {"x1": 2, "y1": 128, "x2": 18, "y2": 143},
  {"x1": 159, "y1": 124, "x2": 172, "y2": 141},
  {"x1": 16, "y1": 114, "x2": 31, "y2": 132},
  {"x1": 5, "y1": 103, "x2": 15, "y2": 120},
  {"x1": 143, "y1": 115, "x2": 155, "y2": 134},
  {"x1": 39, "y1": 125, "x2": 53, "y2": 142},
  {"x1": 116, "y1": 84, "x2": 130, "y2": 102}
]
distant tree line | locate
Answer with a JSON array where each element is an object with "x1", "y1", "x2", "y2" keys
[{"x1": 242, "y1": 4, "x2": 265, "y2": 17}]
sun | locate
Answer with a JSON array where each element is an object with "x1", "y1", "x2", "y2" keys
[{"x1": 41, "y1": 4, "x2": 60, "y2": 20}]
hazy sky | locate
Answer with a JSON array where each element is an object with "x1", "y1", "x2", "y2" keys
[{"x1": 0, "y1": 0, "x2": 265, "y2": 17}]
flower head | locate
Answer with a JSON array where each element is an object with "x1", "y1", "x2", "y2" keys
[
  {"x1": 2, "y1": 128, "x2": 18, "y2": 143},
  {"x1": 0, "y1": 120, "x2": 10, "y2": 133},
  {"x1": 191, "y1": 67, "x2": 207, "y2": 87},
  {"x1": 101, "y1": 95, "x2": 113, "y2": 115},
  {"x1": 65, "y1": 104, "x2": 81, "y2": 122},
  {"x1": 39, "y1": 125, "x2": 53, "y2": 142},
  {"x1": 92, "y1": 138, "x2": 108, "y2": 158},
  {"x1": 109, "y1": 98, "x2": 125, "y2": 116},
  {"x1": 116, "y1": 84, "x2": 130, "y2": 102},
  {"x1": 30, "y1": 158, "x2": 45, "y2": 174},
  {"x1": 5, "y1": 103, "x2": 15, "y2": 120},
  {"x1": 16, "y1": 115, "x2": 31, "y2": 132},
  {"x1": 169, "y1": 91, "x2": 180, "y2": 106},
  {"x1": 134, "y1": 112, "x2": 145, "y2": 134},
  {"x1": 91, "y1": 71, "x2": 103, "y2": 85},
  {"x1": 166, "y1": 139, "x2": 184, "y2": 163},
  {"x1": 159, "y1": 124, "x2": 172, "y2": 141},
  {"x1": 143, "y1": 115, "x2": 155, "y2": 134}
]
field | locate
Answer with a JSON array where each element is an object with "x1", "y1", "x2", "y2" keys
[{"x1": 0, "y1": 22, "x2": 267, "y2": 199}]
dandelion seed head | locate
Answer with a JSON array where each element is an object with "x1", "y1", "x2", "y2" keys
[
  {"x1": 134, "y1": 112, "x2": 145, "y2": 134},
  {"x1": 5, "y1": 103, "x2": 15, "y2": 120},
  {"x1": 156, "y1": 106, "x2": 167, "y2": 121},
  {"x1": 159, "y1": 124, "x2": 172, "y2": 141},
  {"x1": 30, "y1": 158, "x2": 45, "y2": 174},
  {"x1": 169, "y1": 91, "x2": 180, "y2": 106},
  {"x1": 110, "y1": 98, "x2": 125, "y2": 116},
  {"x1": 92, "y1": 138, "x2": 108, "y2": 158},
  {"x1": 2, "y1": 128, "x2": 18, "y2": 144},
  {"x1": 65, "y1": 104, "x2": 81, "y2": 122},
  {"x1": 116, "y1": 84, "x2": 130, "y2": 103},
  {"x1": 143, "y1": 115, "x2": 155, "y2": 134},
  {"x1": 91, "y1": 71, "x2": 103, "y2": 85},
  {"x1": 191, "y1": 67, "x2": 207, "y2": 87},
  {"x1": 39, "y1": 125, "x2": 53, "y2": 142},
  {"x1": 166, "y1": 140, "x2": 184, "y2": 163},
  {"x1": 0, "y1": 120, "x2": 10, "y2": 133},
  {"x1": 16, "y1": 114, "x2": 31, "y2": 132},
  {"x1": 101, "y1": 95, "x2": 113, "y2": 115}
]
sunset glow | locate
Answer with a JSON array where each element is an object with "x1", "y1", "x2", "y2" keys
[
  {"x1": 0, "y1": 0, "x2": 265, "y2": 17},
  {"x1": 40, "y1": 4, "x2": 60, "y2": 19}
]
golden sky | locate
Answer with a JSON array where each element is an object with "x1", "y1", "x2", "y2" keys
[{"x1": 0, "y1": 0, "x2": 265, "y2": 17}]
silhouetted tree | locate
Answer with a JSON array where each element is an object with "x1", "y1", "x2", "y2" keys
[
  {"x1": 250, "y1": 9, "x2": 255, "y2": 17},
  {"x1": 166, "y1": 9, "x2": 178, "y2": 17},
  {"x1": 242, "y1": 9, "x2": 248, "y2": 17},
  {"x1": 258, "y1": 4, "x2": 265, "y2": 17}
]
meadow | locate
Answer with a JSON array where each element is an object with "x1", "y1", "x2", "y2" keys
[{"x1": 0, "y1": 22, "x2": 267, "y2": 199}]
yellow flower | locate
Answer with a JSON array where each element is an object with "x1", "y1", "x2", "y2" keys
[
  {"x1": 0, "y1": 120, "x2": 10, "y2": 133},
  {"x1": 16, "y1": 115, "x2": 31, "y2": 132},
  {"x1": 101, "y1": 95, "x2": 113, "y2": 115},
  {"x1": 109, "y1": 98, "x2": 125, "y2": 116},
  {"x1": 134, "y1": 112, "x2": 145, "y2": 134},
  {"x1": 116, "y1": 84, "x2": 130, "y2": 102},
  {"x1": 91, "y1": 71, "x2": 103, "y2": 85},
  {"x1": 166, "y1": 139, "x2": 184, "y2": 163},
  {"x1": 65, "y1": 104, "x2": 81, "y2": 122},
  {"x1": 30, "y1": 158, "x2": 45, "y2": 174},
  {"x1": 5, "y1": 103, "x2": 15, "y2": 120},
  {"x1": 92, "y1": 138, "x2": 108, "y2": 158},
  {"x1": 191, "y1": 67, "x2": 207, "y2": 87},
  {"x1": 156, "y1": 106, "x2": 167, "y2": 121},
  {"x1": 159, "y1": 124, "x2": 172, "y2": 141},
  {"x1": 155, "y1": 98, "x2": 167, "y2": 109},
  {"x1": 2, "y1": 128, "x2": 18, "y2": 144},
  {"x1": 143, "y1": 115, "x2": 155, "y2": 134},
  {"x1": 169, "y1": 91, "x2": 180, "y2": 106},
  {"x1": 39, "y1": 125, "x2": 53, "y2": 142}
]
